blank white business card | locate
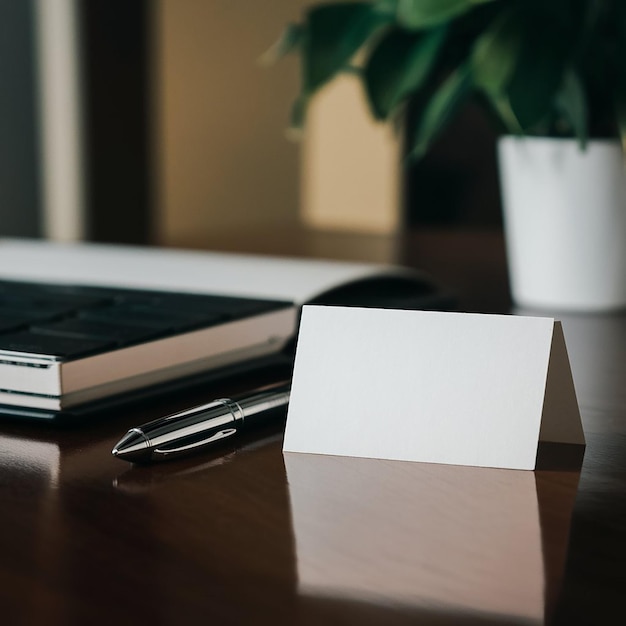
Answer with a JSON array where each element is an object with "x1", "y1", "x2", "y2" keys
[{"x1": 283, "y1": 306, "x2": 584, "y2": 470}]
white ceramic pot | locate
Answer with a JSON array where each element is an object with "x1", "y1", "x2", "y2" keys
[{"x1": 497, "y1": 136, "x2": 626, "y2": 312}]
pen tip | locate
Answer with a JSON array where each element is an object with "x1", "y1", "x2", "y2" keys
[{"x1": 111, "y1": 428, "x2": 150, "y2": 463}]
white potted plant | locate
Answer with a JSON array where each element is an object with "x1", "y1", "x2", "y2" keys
[{"x1": 269, "y1": 0, "x2": 626, "y2": 311}]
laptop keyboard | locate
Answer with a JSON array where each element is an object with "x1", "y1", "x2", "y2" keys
[{"x1": 0, "y1": 280, "x2": 290, "y2": 360}]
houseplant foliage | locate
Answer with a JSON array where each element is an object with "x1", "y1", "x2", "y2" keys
[{"x1": 267, "y1": 0, "x2": 626, "y2": 157}]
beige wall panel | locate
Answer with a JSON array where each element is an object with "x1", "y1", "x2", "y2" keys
[
  {"x1": 301, "y1": 75, "x2": 402, "y2": 235},
  {"x1": 156, "y1": 0, "x2": 306, "y2": 245}
]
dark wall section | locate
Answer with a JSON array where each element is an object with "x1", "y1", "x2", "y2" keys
[
  {"x1": 0, "y1": 0, "x2": 42, "y2": 237},
  {"x1": 80, "y1": 0, "x2": 153, "y2": 244},
  {"x1": 404, "y1": 102, "x2": 502, "y2": 229}
]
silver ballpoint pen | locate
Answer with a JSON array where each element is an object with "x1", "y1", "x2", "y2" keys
[{"x1": 111, "y1": 381, "x2": 290, "y2": 463}]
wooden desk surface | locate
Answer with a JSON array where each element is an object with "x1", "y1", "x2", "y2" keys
[{"x1": 1, "y1": 230, "x2": 624, "y2": 625}]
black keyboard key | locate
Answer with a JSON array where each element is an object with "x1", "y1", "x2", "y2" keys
[
  {"x1": 0, "y1": 331, "x2": 114, "y2": 358},
  {"x1": 0, "y1": 281, "x2": 290, "y2": 361},
  {"x1": 0, "y1": 314, "x2": 29, "y2": 333},
  {"x1": 119, "y1": 293, "x2": 278, "y2": 318},
  {"x1": 79, "y1": 304, "x2": 223, "y2": 331},
  {"x1": 0, "y1": 291, "x2": 112, "y2": 312},
  {"x1": 31, "y1": 319, "x2": 166, "y2": 346},
  {"x1": 182, "y1": 297, "x2": 280, "y2": 317},
  {"x1": 0, "y1": 303, "x2": 78, "y2": 322}
]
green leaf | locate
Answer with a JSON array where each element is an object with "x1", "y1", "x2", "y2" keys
[
  {"x1": 488, "y1": 95, "x2": 523, "y2": 134},
  {"x1": 410, "y1": 62, "x2": 473, "y2": 158},
  {"x1": 470, "y1": 8, "x2": 524, "y2": 134},
  {"x1": 577, "y1": 0, "x2": 604, "y2": 56},
  {"x1": 555, "y1": 69, "x2": 588, "y2": 149},
  {"x1": 303, "y1": 3, "x2": 392, "y2": 95},
  {"x1": 505, "y1": 17, "x2": 571, "y2": 131},
  {"x1": 615, "y1": 88, "x2": 626, "y2": 153},
  {"x1": 374, "y1": 0, "x2": 399, "y2": 16},
  {"x1": 615, "y1": 6, "x2": 626, "y2": 151},
  {"x1": 286, "y1": 96, "x2": 309, "y2": 141},
  {"x1": 259, "y1": 23, "x2": 304, "y2": 67},
  {"x1": 364, "y1": 26, "x2": 447, "y2": 120},
  {"x1": 397, "y1": 0, "x2": 496, "y2": 30},
  {"x1": 471, "y1": 10, "x2": 521, "y2": 97}
]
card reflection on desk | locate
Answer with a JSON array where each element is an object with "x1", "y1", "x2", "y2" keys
[{"x1": 284, "y1": 453, "x2": 577, "y2": 624}]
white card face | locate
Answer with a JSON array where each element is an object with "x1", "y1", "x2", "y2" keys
[{"x1": 284, "y1": 307, "x2": 558, "y2": 470}]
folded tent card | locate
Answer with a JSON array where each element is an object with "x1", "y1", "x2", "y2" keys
[{"x1": 283, "y1": 307, "x2": 585, "y2": 471}]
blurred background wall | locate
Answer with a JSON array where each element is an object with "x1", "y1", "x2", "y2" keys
[
  {"x1": 0, "y1": 0, "x2": 500, "y2": 247},
  {"x1": 156, "y1": 0, "x2": 306, "y2": 246},
  {"x1": 0, "y1": 0, "x2": 42, "y2": 237}
]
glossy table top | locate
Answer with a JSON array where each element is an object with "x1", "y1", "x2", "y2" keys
[{"x1": 1, "y1": 230, "x2": 624, "y2": 625}]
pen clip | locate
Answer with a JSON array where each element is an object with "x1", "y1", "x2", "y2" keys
[{"x1": 152, "y1": 427, "x2": 237, "y2": 458}]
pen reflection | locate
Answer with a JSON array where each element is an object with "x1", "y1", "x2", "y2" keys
[
  {"x1": 285, "y1": 453, "x2": 580, "y2": 625},
  {"x1": 112, "y1": 430, "x2": 284, "y2": 493}
]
